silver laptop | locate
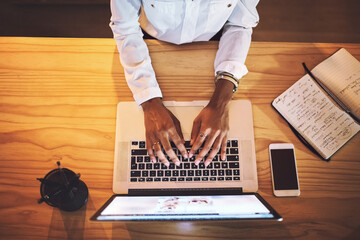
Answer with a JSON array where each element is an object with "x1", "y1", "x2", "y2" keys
[
  {"x1": 112, "y1": 100, "x2": 258, "y2": 194},
  {"x1": 91, "y1": 100, "x2": 283, "y2": 221}
]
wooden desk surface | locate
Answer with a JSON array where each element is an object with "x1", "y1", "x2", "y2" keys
[{"x1": 0, "y1": 37, "x2": 359, "y2": 240}]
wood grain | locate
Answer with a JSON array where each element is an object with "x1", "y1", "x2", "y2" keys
[{"x1": 0, "y1": 37, "x2": 359, "y2": 240}]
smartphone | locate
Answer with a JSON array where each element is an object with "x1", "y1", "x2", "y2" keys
[{"x1": 269, "y1": 143, "x2": 300, "y2": 197}]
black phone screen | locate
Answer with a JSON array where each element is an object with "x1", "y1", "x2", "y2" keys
[{"x1": 270, "y1": 149, "x2": 299, "y2": 190}]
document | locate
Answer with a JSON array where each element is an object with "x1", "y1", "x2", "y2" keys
[
  {"x1": 272, "y1": 48, "x2": 360, "y2": 159},
  {"x1": 273, "y1": 75, "x2": 360, "y2": 159}
]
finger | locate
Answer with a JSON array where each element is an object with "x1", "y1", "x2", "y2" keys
[
  {"x1": 159, "y1": 134, "x2": 180, "y2": 166},
  {"x1": 221, "y1": 135, "x2": 228, "y2": 161},
  {"x1": 146, "y1": 140, "x2": 157, "y2": 163},
  {"x1": 194, "y1": 130, "x2": 220, "y2": 165},
  {"x1": 204, "y1": 135, "x2": 223, "y2": 166},
  {"x1": 190, "y1": 117, "x2": 201, "y2": 146},
  {"x1": 169, "y1": 111, "x2": 185, "y2": 142},
  {"x1": 175, "y1": 124, "x2": 184, "y2": 142},
  {"x1": 168, "y1": 127, "x2": 188, "y2": 158},
  {"x1": 189, "y1": 128, "x2": 209, "y2": 159},
  {"x1": 153, "y1": 141, "x2": 169, "y2": 167}
]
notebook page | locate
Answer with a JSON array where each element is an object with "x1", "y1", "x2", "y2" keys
[
  {"x1": 311, "y1": 48, "x2": 360, "y2": 120},
  {"x1": 273, "y1": 75, "x2": 360, "y2": 159}
]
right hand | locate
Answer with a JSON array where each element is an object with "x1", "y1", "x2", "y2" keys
[{"x1": 141, "y1": 98, "x2": 188, "y2": 166}]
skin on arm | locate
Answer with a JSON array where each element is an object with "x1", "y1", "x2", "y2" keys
[
  {"x1": 192, "y1": 2, "x2": 258, "y2": 167},
  {"x1": 189, "y1": 80, "x2": 234, "y2": 166},
  {"x1": 142, "y1": 98, "x2": 188, "y2": 166}
]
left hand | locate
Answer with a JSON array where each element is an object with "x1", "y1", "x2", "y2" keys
[{"x1": 189, "y1": 104, "x2": 230, "y2": 166}]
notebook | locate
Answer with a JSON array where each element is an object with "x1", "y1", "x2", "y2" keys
[
  {"x1": 272, "y1": 48, "x2": 360, "y2": 160},
  {"x1": 112, "y1": 100, "x2": 258, "y2": 194},
  {"x1": 91, "y1": 100, "x2": 282, "y2": 221}
]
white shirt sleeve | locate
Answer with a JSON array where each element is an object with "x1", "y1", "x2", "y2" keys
[
  {"x1": 110, "y1": 0, "x2": 162, "y2": 105},
  {"x1": 214, "y1": 0, "x2": 260, "y2": 80}
]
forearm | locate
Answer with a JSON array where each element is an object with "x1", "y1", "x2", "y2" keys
[
  {"x1": 214, "y1": 0, "x2": 259, "y2": 80},
  {"x1": 110, "y1": 0, "x2": 162, "y2": 105},
  {"x1": 211, "y1": 26, "x2": 252, "y2": 113},
  {"x1": 117, "y1": 35, "x2": 162, "y2": 104},
  {"x1": 214, "y1": 26, "x2": 252, "y2": 80},
  {"x1": 211, "y1": 27, "x2": 253, "y2": 112}
]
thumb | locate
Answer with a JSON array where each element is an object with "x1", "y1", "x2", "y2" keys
[
  {"x1": 174, "y1": 120, "x2": 184, "y2": 142},
  {"x1": 190, "y1": 118, "x2": 201, "y2": 145},
  {"x1": 168, "y1": 110, "x2": 184, "y2": 141}
]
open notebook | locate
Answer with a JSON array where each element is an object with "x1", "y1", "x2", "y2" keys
[{"x1": 272, "y1": 48, "x2": 360, "y2": 160}]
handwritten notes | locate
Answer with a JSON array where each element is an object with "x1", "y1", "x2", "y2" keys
[
  {"x1": 311, "y1": 48, "x2": 360, "y2": 120},
  {"x1": 339, "y1": 70, "x2": 360, "y2": 96},
  {"x1": 273, "y1": 75, "x2": 360, "y2": 159}
]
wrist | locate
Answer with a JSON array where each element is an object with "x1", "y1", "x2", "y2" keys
[
  {"x1": 208, "y1": 80, "x2": 233, "y2": 111},
  {"x1": 141, "y1": 97, "x2": 163, "y2": 111},
  {"x1": 215, "y1": 71, "x2": 239, "y2": 93}
]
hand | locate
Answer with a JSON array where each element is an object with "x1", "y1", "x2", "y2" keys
[
  {"x1": 141, "y1": 98, "x2": 188, "y2": 166},
  {"x1": 189, "y1": 104, "x2": 229, "y2": 166},
  {"x1": 189, "y1": 79, "x2": 234, "y2": 166}
]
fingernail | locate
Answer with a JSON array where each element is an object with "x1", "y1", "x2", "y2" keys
[
  {"x1": 184, "y1": 152, "x2": 189, "y2": 158},
  {"x1": 151, "y1": 157, "x2": 157, "y2": 163},
  {"x1": 205, "y1": 161, "x2": 210, "y2": 167},
  {"x1": 195, "y1": 159, "x2": 200, "y2": 165},
  {"x1": 175, "y1": 161, "x2": 180, "y2": 166},
  {"x1": 165, "y1": 162, "x2": 170, "y2": 167},
  {"x1": 189, "y1": 153, "x2": 193, "y2": 158}
]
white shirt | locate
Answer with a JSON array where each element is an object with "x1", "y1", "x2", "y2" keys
[{"x1": 110, "y1": 0, "x2": 259, "y2": 105}]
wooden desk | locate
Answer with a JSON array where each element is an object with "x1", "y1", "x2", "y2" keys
[{"x1": 0, "y1": 37, "x2": 359, "y2": 240}]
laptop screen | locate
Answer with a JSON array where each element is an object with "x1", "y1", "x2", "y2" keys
[{"x1": 92, "y1": 193, "x2": 282, "y2": 221}]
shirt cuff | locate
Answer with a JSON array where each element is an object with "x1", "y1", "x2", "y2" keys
[
  {"x1": 214, "y1": 61, "x2": 249, "y2": 80},
  {"x1": 133, "y1": 87, "x2": 163, "y2": 105}
]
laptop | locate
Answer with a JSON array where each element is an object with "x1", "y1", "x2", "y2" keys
[{"x1": 91, "y1": 100, "x2": 282, "y2": 221}]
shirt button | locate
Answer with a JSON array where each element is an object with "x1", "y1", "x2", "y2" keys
[
  {"x1": 151, "y1": 4, "x2": 155, "y2": 8},
  {"x1": 227, "y1": 4, "x2": 232, "y2": 7}
]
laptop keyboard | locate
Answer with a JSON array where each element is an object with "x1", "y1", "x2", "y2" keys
[{"x1": 130, "y1": 140, "x2": 240, "y2": 183}]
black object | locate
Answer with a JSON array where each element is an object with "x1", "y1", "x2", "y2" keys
[{"x1": 37, "y1": 161, "x2": 88, "y2": 211}]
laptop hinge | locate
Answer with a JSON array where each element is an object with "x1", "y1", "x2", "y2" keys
[{"x1": 128, "y1": 188, "x2": 243, "y2": 196}]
